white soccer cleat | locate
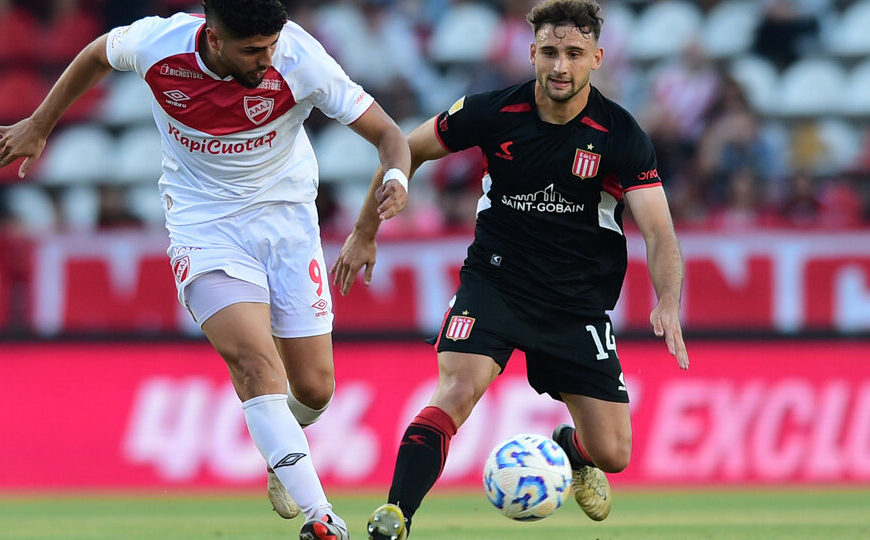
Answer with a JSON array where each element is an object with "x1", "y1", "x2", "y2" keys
[
  {"x1": 267, "y1": 467, "x2": 300, "y2": 519},
  {"x1": 300, "y1": 512, "x2": 350, "y2": 540}
]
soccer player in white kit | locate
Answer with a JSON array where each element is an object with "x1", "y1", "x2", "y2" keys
[{"x1": 0, "y1": 1, "x2": 411, "y2": 538}]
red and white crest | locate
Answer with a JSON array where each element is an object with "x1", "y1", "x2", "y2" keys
[
  {"x1": 244, "y1": 96, "x2": 275, "y2": 125},
  {"x1": 572, "y1": 149, "x2": 601, "y2": 179},
  {"x1": 445, "y1": 315, "x2": 475, "y2": 341},
  {"x1": 172, "y1": 255, "x2": 190, "y2": 283}
]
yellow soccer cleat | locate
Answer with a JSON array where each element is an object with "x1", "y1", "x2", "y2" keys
[
  {"x1": 573, "y1": 465, "x2": 611, "y2": 521},
  {"x1": 267, "y1": 467, "x2": 300, "y2": 519},
  {"x1": 367, "y1": 503, "x2": 408, "y2": 540}
]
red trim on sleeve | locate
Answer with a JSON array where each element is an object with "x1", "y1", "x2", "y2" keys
[
  {"x1": 433, "y1": 116, "x2": 451, "y2": 152},
  {"x1": 500, "y1": 103, "x2": 532, "y2": 113},
  {"x1": 624, "y1": 182, "x2": 662, "y2": 192}
]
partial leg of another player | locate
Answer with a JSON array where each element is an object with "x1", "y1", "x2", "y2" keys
[
  {"x1": 553, "y1": 393, "x2": 631, "y2": 521},
  {"x1": 368, "y1": 351, "x2": 500, "y2": 540},
  {"x1": 200, "y1": 303, "x2": 347, "y2": 540}
]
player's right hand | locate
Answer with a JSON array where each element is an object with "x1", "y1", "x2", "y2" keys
[
  {"x1": 330, "y1": 230, "x2": 378, "y2": 296},
  {"x1": 0, "y1": 118, "x2": 49, "y2": 178}
]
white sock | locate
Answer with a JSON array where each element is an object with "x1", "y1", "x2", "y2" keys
[
  {"x1": 242, "y1": 394, "x2": 332, "y2": 518},
  {"x1": 286, "y1": 380, "x2": 332, "y2": 426}
]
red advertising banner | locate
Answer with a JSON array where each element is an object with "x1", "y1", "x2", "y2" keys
[
  {"x1": 1, "y1": 341, "x2": 869, "y2": 490},
  {"x1": 19, "y1": 230, "x2": 870, "y2": 336}
]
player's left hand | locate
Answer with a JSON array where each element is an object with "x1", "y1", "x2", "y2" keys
[
  {"x1": 376, "y1": 179, "x2": 407, "y2": 221},
  {"x1": 650, "y1": 297, "x2": 689, "y2": 370},
  {"x1": 330, "y1": 230, "x2": 378, "y2": 296}
]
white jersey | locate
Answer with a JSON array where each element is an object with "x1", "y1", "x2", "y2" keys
[{"x1": 106, "y1": 13, "x2": 374, "y2": 226}]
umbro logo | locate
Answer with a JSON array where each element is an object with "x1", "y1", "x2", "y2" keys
[
  {"x1": 163, "y1": 89, "x2": 190, "y2": 109},
  {"x1": 274, "y1": 452, "x2": 307, "y2": 468},
  {"x1": 495, "y1": 141, "x2": 514, "y2": 161}
]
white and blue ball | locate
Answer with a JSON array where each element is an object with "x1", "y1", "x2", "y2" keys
[{"x1": 482, "y1": 433, "x2": 573, "y2": 521}]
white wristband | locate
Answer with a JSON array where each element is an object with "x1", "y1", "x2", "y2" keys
[{"x1": 382, "y1": 168, "x2": 409, "y2": 192}]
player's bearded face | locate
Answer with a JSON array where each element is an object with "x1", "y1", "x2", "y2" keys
[
  {"x1": 218, "y1": 33, "x2": 280, "y2": 88},
  {"x1": 531, "y1": 24, "x2": 602, "y2": 103}
]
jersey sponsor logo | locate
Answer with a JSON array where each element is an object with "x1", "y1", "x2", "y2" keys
[
  {"x1": 501, "y1": 184, "x2": 584, "y2": 214},
  {"x1": 163, "y1": 89, "x2": 191, "y2": 108},
  {"x1": 172, "y1": 255, "x2": 190, "y2": 283},
  {"x1": 445, "y1": 315, "x2": 475, "y2": 341},
  {"x1": 448, "y1": 96, "x2": 466, "y2": 115},
  {"x1": 244, "y1": 96, "x2": 275, "y2": 125},
  {"x1": 256, "y1": 78, "x2": 282, "y2": 91},
  {"x1": 166, "y1": 122, "x2": 277, "y2": 155},
  {"x1": 637, "y1": 168, "x2": 659, "y2": 181},
  {"x1": 572, "y1": 148, "x2": 601, "y2": 179},
  {"x1": 159, "y1": 63, "x2": 203, "y2": 80},
  {"x1": 495, "y1": 141, "x2": 514, "y2": 161}
]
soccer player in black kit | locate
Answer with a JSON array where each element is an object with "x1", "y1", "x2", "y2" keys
[{"x1": 331, "y1": 1, "x2": 689, "y2": 537}]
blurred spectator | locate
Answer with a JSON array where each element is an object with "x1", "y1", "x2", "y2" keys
[
  {"x1": 0, "y1": 0, "x2": 39, "y2": 68},
  {"x1": 40, "y1": 0, "x2": 103, "y2": 73},
  {"x1": 780, "y1": 172, "x2": 822, "y2": 226},
  {"x1": 96, "y1": 186, "x2": 142, "y2": 230},
  {"x1": 710, "y1": 168, "x2": 778, "y2": 230},
  {"x1": 487, "y1": 0, "x2": 537, "y2": 86},
  {"x1": 429, "y1": 149, "x2": 484, "y2": 232},
  {"x1": 752, "y1": 0, "x2": 821, "y2": 70}
]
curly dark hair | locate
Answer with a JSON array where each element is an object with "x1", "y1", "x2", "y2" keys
[
  {"x1": 202, "y1": 0, "x2": 288, "y2": 38},
  {"x1": 526, "y1": 0, "x2": 603, "y2": 41}
]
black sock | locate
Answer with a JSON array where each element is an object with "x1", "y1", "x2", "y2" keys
[{"x1": 387, "y1": 406, "x2": 457, "y2": 525}]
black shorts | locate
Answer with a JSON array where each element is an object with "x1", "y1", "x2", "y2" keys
[{"x1": 434, "y1": 271, "x2": 629, "y2": 403}]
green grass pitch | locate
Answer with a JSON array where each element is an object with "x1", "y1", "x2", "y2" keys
[{"x1": 2, "y1": 489, "x2": 870, "y2": 539}]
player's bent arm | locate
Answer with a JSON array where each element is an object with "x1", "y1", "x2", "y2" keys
[
  {"x1": 408, "y1": 116, "x2": 451, "y2": 177},
  {"x1": 0, "y1": 34, "x2": 113, "y2": 174},
  {"x1": 625, "y1": 186, "x2": 689, "y2": 369}
]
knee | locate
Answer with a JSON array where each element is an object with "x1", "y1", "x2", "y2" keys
[
  {"x1": 289, "y1": 367, "x2": 334, "y2": 410},
  {"x1": 593, "y1": 439, "x2": 631, "y2": 473},
  {"x1": 432, "y1": 379, "x2": 483, "y2": 426},
  {"x1": 222, "y1": 348, "x2": 279, "y2": 384}
]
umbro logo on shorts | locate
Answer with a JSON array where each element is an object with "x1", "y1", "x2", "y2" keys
[{"x1": 445, "y1": 315, "x2": 475, "y2": 341}]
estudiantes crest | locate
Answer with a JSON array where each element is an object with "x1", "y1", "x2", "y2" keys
[
  {"x1": 244, "y1": 96, "x2": 275, "y2": 125},
  {"x1": 572, "y1": 149, "x2": 601, "y2": 179}
]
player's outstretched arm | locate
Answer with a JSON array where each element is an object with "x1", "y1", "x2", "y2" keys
[
  {"x1": 0, "y1": 34, "x2": 113, "y2": 178},
  {"x1": 331, "y1": 102, "x2": 410, "y2": 295},
  {"x1": 625, "y1": 186, "x2": 689, "y2": 370},
  {"x1": 331, "y1": 115, "x2": 449, "y2": 295}
]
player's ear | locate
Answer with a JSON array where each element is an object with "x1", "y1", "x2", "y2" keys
[
  {"x1": 592, "y1": 47, "x2": 604, "y2": 70},
  {"x1": 529, "y1": 42, "x2": 536, "y2": 66}
]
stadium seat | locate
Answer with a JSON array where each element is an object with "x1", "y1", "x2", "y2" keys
[
  {"x1": 814, "y1": 119, "x2": 862, "y2": 174},
  {"x1": 111, "y1": 126, "x2": 164, "y2": 184},
  {"x1": 60, "y1": 185, "x2": 99, "y2": 230},
  {"x1": 0, "y1": 70, "x2": 47, "y2": 124},
  {"x1": 36, "y1": 124, "x2": 115, "y2": 185},
  {"x1": 826, "y1": 0, "x2": 870, "y2": 56},
  {"x1": 843, "y1": 59, "x2": 870, "y2": 115},
  {"x1": 729, "y1": 55, "x2": 779, "y2": 115},
  {"x1": 100, "y1": 72, "x2": 155, "y2": 127},
  {"x1": 312, "y1": 124, "x2": 380, "y2": 183},
  {"x1": 775, "y1": 58, "x2": 846, "y2": 116},
  {"x1": 5, "y1": 185, "x2": 57, "y2": 233},
  {"x1": 126, "y1": 183, "x2": 165, "y2": 226},
  {"x1": 628, "y1": 1, "x2": 703, "y2": 60},
  {"x1": 701, "y1": 1, "x2": 760, "y2": 58},
  {"x1": 429, "y1": 2, "x2": 499, "y2": 64}
]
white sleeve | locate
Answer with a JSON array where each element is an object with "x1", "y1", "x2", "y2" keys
[
  {"x1": 105, "y1": 16, "x2": 166, "y2": 77},
  {"x1": 277, "y1": 23, "x2": 375, "y2": 125}
]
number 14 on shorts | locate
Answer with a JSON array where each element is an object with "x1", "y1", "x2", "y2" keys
[{"x1": 585, "y1": 321, "x2": 616, "y2": 360}]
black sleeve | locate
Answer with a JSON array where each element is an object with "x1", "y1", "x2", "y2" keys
[
  {"x1": 434, "y1": 93, "x2": 492, "y2": 153},
  {"x1": 613, "y1": 117, "x2": 661, "y2": 191}
]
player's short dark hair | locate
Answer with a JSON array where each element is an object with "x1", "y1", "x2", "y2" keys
[
  {"x1": 526, "y1": 0, "x2": 603, "y2": 41},
  {"x1": 202, "y1": 0, "x2": 288, "y2": 38}
]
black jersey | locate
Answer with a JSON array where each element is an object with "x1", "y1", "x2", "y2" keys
[{"x1": 435, "y1": 81, "x2": 661, "y2": 315}]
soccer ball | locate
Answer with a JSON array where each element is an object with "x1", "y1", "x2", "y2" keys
[{"x1": 482, "y1": 433, "x2": 573, "y2": 521}]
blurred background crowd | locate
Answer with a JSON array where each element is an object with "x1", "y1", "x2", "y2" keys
[{"x1": 1, "y1": 0, "x2": 870, "y2": 239}]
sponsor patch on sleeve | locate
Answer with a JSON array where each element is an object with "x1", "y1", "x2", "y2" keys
[{"x1": 448, "y1": 96, "x2": 466, "y2": 115}]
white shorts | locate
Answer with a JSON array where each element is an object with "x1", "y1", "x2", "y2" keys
[{"x1": 166, "y1": 202, "x2": 334, "y2": 338}]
